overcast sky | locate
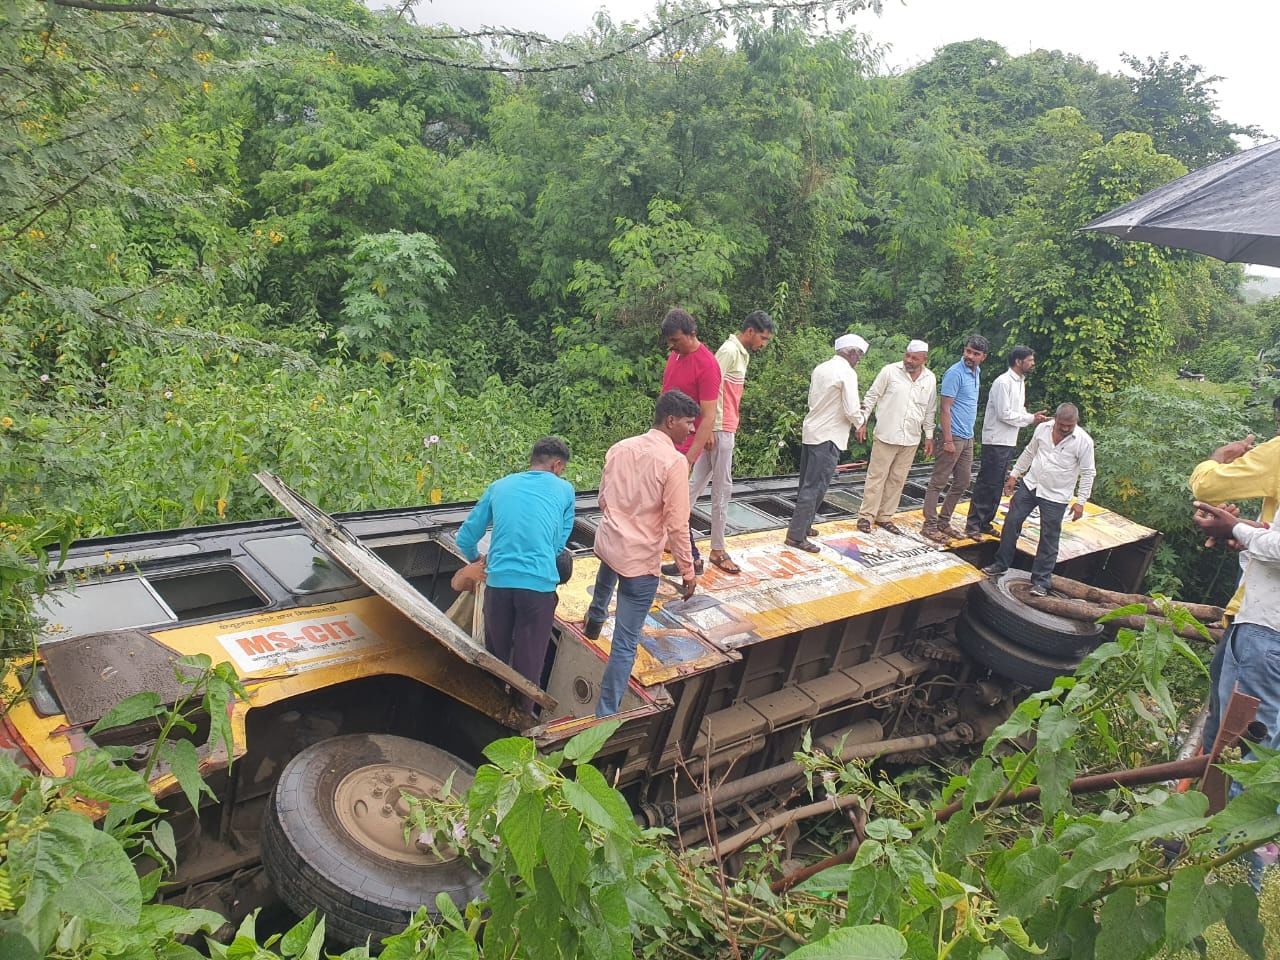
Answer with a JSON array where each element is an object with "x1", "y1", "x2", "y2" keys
[{"x1": 418, "y1": 0, "x2": 1276, "y2": 137}]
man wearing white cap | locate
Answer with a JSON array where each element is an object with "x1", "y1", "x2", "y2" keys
[
  {"x1": 856, "y1": 340, "x2": 937, "y2": 535},
  {"x1": 785, "y1": 333, "x2": 868, "y2": 552}
]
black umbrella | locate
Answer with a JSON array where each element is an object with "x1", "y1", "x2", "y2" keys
[{"x1": 1082, "y1": 139, "x2": 1280, "y2": 267}]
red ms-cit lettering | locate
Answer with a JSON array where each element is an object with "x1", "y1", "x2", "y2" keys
[{"x1": 217, "y1": 613, "x2": 378, "y2": 673}]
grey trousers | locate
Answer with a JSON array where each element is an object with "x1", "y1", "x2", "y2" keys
[
  {"x1": 788, "y1": 440, "x2": 840, "y2": 542},
  {"x1": 923, "y1": 436, "x2": 974, "y2": 527},
  {"x1": 689, "y1": 430, "x2": 735, "y2": 554}
]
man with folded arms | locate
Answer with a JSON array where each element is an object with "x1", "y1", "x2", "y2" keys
[
  {"x1": 587, "y1": 391, "x2": 700, "y2": 717},
  {"x1": 856, "y1": 340, "x2": 936, "y2": 535},
  {"x1": 965, "y1": 346, "x2": 1049, "y2": 539},
  {"x1": 785, "y1": 334, "x2": 868, "y2": 553}
]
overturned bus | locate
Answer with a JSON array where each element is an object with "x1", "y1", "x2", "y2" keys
[{"x1": 1, "y1": 465, "x2": 1158, "y2": 945}]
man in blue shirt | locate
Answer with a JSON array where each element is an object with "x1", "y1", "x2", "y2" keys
[
  {"x1": 456, "y1": 437, "x2": 576, "y2": 713},
  {"x1": 921, "y1": 335, "x2": 988, "y2": 544}
]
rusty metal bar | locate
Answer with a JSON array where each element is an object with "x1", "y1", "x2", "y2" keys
[
  {"x1": 673, "y1": 726, "x2": 962, "y2": 821},
  {"x1": 1201, "y1": 687, "x2": 1261, "y2": 813}
]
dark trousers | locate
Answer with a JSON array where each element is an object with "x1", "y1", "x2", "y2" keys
[
  {"x1": 967, "y1": 443, "x2": 1015, "y2": 534},
  {"x1": 923, "y1": 436, "x2": 974, "y2": 527},
  {"x1": 483, "y1": 586, "x2": 559, "y2": 713},
  {"x1": 994, "y1": 480, "x2": 1067, "y2": 590},
  {"x1": 787, "y1": 441, "x2": 840, "y2": 542}
]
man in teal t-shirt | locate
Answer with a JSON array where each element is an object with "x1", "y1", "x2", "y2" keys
[{"x1": 456, "y1": 437, "x2": 576, "y2": 712}]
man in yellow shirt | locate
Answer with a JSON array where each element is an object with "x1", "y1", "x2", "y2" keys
[{"x1": 1188, "y1": 430, "x2": 1280, "y2": 747}]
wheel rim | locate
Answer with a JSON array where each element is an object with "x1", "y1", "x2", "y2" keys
[{"x1": 333, "y1": 762, "x2": 460, "y2": 865}]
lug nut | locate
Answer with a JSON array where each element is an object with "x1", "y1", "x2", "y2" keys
[
  {"x1": 372, "y1": 786, "x2": 385, "y2": 798},
  {"x1": 381, "y1": 804, "x2": 393, "y2": 817}
]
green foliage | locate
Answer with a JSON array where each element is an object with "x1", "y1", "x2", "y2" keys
[
  {"x1": 792, "y1": 611, "x2": 1275, "y2": 960},
  {"x1": 0, "y1": 657, "x2": 243, "y2": 957},
  {"x1": 1090, "y1": 381, "x2": 1254, "y2": 601},
  {"x1": 338, "y1": 231, "x2": 456, "y2": 358},
  {"x1": 973, "y1": 132, "x2": 1186, "y2": 415},
  {"x1": 568, "y1": 199, "x2": 739, "y2": 327}
]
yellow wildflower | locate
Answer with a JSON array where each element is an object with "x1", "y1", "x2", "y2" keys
[
  {"x1": 216, "y1": 497, "x2": 227, "y2": 519},
  {"x1": 193, "y1": 50, "x2": 213, "y2": 64},
  {"x1": 267, "y1": 229, "x2": 284, "y2": 244},
  {"x1": 130, "y1": 83, "x2": 142, "y2": 92},
  {"x1": 202, "y1": 81, "x2": 212, "y2": 94},
  {"x1": 0, "y1": 416, "x2": 13, "y2": 429},
  {"x1": 27, "y1": 228, "x2": 44, "y2": 241},
  {"x1": 184, "y1": 157, "x2": 198, "y2": 172}
]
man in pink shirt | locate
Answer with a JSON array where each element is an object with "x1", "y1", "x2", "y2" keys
[
  {"x1": 586, "y1": 390, "x2": 701, "y2": 716},
  {"x1": 659, "y1": 307, "x2": 722, "y2": 575}
]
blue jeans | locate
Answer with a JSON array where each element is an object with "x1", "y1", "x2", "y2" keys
[
  {"x1": 1216, "y1": 620, "x2": 1280, "y2": 754},
  {"x1": 1216, "y1": 621, "x2": 1280, "y2": 891},
  {"x1": 589, "y1": 563, "x2": 660, "y2": 717},
  {"x1": 993, "y1": 480, "x2": 1066, "y2": 590}
]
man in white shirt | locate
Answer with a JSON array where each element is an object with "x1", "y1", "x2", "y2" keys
[
  {"x1": 981, "y1": 403, "x2": 1096, "y2": 596},
  {"x1": 855, "y1": 339, "x2": 937, "y2": 535},
  {"x1": 786, "y1": 333, "x2": 868, "y2": 553},
  {"x1": 965, "y1": 346, "x2": 1049, "y2": 539},
  {"x1": 1192, "y1": 501, "x2": 1280, "y2": 752}
]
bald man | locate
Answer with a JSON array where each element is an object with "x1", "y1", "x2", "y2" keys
[{"x1": 982, "y1": 403, "x2": 1096, "y2": 596}]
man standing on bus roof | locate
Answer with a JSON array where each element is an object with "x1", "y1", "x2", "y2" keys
[
  {"x1": 455, "y1": 437, "x2": 576, "y2": 714},
  {"x1": 856, "y1": 340, "x2": 937, "y2": 535},
  {"x1": 659, "y1": 307, "x2": 722, "y2": 576},
  {"x1": 663, "y1": 309, "x2": 775, "y2": 578},
  {"x1": 965, "y1": 345, "x2": 1049, "y2": 539},
  {"x1": 982, "y1": 403, "x2": 1095, "y2": 596},
  {"x1": 921, "y1": 334, "x2": 989, "y2": 544},
  {"x1": 587, "y1": 391, "x2": 700, "y2": 717},
  {"x1": 785, "y1": 333, "x2": 868, "y2": 553}
]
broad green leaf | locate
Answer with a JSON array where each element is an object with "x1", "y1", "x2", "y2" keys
[
  {"x1": 48, "y1": 820, "x2": 143, "y2": 928},
  {"x1": 1223, "y1": 882, "x2": 1266, "y2": 960},
  {"x1": 435, "y1": 891, "x2": 465, "y2": 930},
  {"x1": 0, "y1": 932, "x2": 40, "y2": 960},
  {"x1": 279, "y1": 910, "x2": 317, "y2": 957},
  {"x1": 564, "y1": 763, "x2": 637, "y2": 835},
  {"x1": 939, "y1": 809, "x2": 986, "y2": 870},
  {"x1": 786, "y1": 925, "x2": 908, "y2": 960},
  {"x1": 996, "y1": 915, "x2": 1041, "y2": 952},
  {"x1": 795, "y1": 863, "x2": 853, "y2": 893},
  {"x1": 1036, "y1": 747, "x2": 1076, "y2": 820},
  {"x1": 467, "y1": 764, "x2": 501, "y2": 822},
  {"x1": 622, "y1": 879, "x2": 669, "y2": 930},
  {"x1": 845, "y1": 866, "x2": 900, "y2": 927},
  {"x1": 136, "y1": 904, "x2": 226, "y2": 939},
  {"x1": 966, "y1": 757, "x2": 1004, "y2": 805},
  {"x1": 541, "y1": 808, "x2": 588, "y2": 901},
  {"x1": 0, "y1": 754, "x2": 25, "y2": 811},
  {"x1": 1165, "y1": 863, "x2": 1233, "y2": 949},
  {"x1": 66, "y1": 748, "x2": 159, "y2": 809},
  {"x1": 1094, "y1": 886, "x2": 1165, "y2": 960},
  {"x1": 160, "y1": 738, "x2": 217, "y2": 812},
  {"x1": 1202, "y1": 789, "x2": 1280, "y2": 852},
  {"x1": 152, "y1": 819, "x2": 178, "y2": 867},
  {"x1": 562, "y1": 718, "x2": 622, "y2": 765},
  {"x1": 496, "y1": 790, "x2": 542, "y2": 885},
  {"x1": 995, "y1": 845, "x2": 1062, "y2": 916},
  {"x1": 434, "y1": 929, "x2": 479, "y2": 960},
  {"x1": 482, "y1": 737, "x2": 536, "y2": 771},
  {"x1": 89, "y1": 691, "x2": 162, "y2": 734}
]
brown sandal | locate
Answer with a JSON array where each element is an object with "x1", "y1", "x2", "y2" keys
[{"x1": 709, "y1": 552, "x2": 742, "y2": 575}]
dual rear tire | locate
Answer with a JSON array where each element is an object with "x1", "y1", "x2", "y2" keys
[{"x1": 956, "y1": 570, "x2": 1105, "y2": 689}]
